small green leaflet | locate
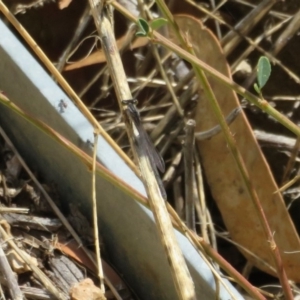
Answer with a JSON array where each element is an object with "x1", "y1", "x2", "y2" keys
[
  {"x1": 150, "y1": 18, "x2": 168, "y2": 31},
  {"x1": 136, "y1": 18, "x2": 168, "y2": 37},
  {"x1": 257, "y1": 56, "x2": 271, "y2": 90},
  {"x1": 136, "y1": 18, "x2": 149, "y2": 37}
]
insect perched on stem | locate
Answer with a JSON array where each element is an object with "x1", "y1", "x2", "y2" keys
[{"x1": 122, "y1": 99, "x2": 166, "y2": 199}]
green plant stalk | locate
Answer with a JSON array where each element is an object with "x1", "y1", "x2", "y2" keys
[
  {"x1": 155, "y1": 0, "x2": 185, "y2": 46},
  {"x1": 155, "y1": 1, "x2": 293, "y2": 299},
  {"x1": 155, "y1": 35, "x2": 300, "y2": 138},
  {"x1": 112, "y1": 1, "x2": 300, "y2": 140},
  {"x1": 200, "y1": 92, "x2": 293, "y2": 299},
  {"x1": 194, "y1": 46, "x2": 290, "y2": 299}
]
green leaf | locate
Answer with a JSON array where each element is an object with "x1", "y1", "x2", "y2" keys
[
  {"x1": 137, "y1": 18, "x2": 150, "y2": 35},
  {"x1": 135, "y1": 31, "x2": 147, "y2": 37},
  {"x1": 257, "y1": 56, "x2": 271, "y2": 89},
  {"x1": 253, "y1": 83, "x2": 260, "y2": 95},
  {"x1": 150, "y1": 18, "x2": 168, "y2": 31}
]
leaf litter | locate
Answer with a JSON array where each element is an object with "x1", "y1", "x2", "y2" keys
[{"x1": 2, "y1": 0, "x2": 300, "y2": 299}]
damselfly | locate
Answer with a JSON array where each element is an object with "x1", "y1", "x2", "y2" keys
[{"x1": 122, "y1": 99, "x2": 166, "y2": 199}]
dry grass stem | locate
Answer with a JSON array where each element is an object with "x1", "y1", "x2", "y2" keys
[
  {"x1": 92, "y1": 131, "x2": 105, "y2": 295},
  {"x1": 0, "y1": 236, "x2": 23, "y2": 300},
  {"x1": 183, "y1": 119, "x2": 196, "y2": 231},
  {"x1": 87, "y1": 1, "x2": 197, "y2": 299}
]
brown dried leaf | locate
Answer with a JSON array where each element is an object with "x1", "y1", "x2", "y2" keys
[
  {"x1": 69, "y1": 278, "x2": 105, "y2": 300},
  {"x1": 64, "y1": 36, "x2": 148, "y2": 71},
  {"x1": 172, "y1": 15, "x2": 300, "y2": 281},
  {"x1": 58, "y1": 0, "x2": 72, "y2": 10}
]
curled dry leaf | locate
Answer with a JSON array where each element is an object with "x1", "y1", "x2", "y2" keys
[{"x1": 171, "y1": 15, "x2": 300, "y2": 281}]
